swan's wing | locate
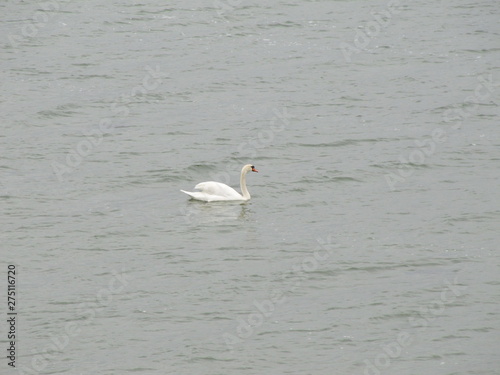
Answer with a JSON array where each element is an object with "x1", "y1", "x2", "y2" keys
[{"x1": 194, "y1": 181, "x2": 243, "y2": 199}]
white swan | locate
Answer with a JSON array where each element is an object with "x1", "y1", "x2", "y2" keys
[{"x1": 181, "y1": 164, "x2": 258, "y2": 202}]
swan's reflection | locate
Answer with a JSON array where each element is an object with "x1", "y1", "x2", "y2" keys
[{"x1": 181, "y1": 200, "x2": 253, "y2": 224}]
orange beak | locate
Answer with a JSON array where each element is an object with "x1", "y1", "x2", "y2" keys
[{"x1": 251, "y1": 167, "x2": 258, "y2": 173}]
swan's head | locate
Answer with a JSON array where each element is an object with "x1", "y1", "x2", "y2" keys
[{"x1": 242, "y1": 164, "x2": 258, "y2": 173}]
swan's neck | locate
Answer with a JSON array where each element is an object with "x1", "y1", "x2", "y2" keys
[{"x1": 240, "y1": 169, "x2": 250, "y2": 200}]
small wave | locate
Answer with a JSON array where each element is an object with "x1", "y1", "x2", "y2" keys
[
  {"x1": 297, "y1": 138, "x2": 393, "y2": 148},
  {"x1": 298, "y1": 175, "x2": 361, "y2": 184}
]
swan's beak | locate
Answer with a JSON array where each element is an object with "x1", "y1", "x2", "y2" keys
[{"x1": 251, "y1": 167, "x2": 258, "y2": 172}]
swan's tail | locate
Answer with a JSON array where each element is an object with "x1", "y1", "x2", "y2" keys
[
  {"x1": 180, "y1": 190, "x2": 207, "y2": 201},
  {"x1": 180, "y1": 189, "x2": 195, "y2": 198}
]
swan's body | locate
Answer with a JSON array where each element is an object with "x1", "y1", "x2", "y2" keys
[{"x1": 181, "y1": 164, "x2": 258, "y2": 202}]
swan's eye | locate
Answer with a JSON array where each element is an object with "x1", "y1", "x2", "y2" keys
[{"x1": 251, "y1": 165, "x2": 254, "y2": 169}]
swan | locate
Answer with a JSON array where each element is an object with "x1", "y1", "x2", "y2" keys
[{"x1": 181, "y1": 164, "x2": 258, "y2": 202}]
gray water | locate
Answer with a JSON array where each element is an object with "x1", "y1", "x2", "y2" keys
[{"x1": 1, "y1": 1, "x2": 499, "y2": 374}]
